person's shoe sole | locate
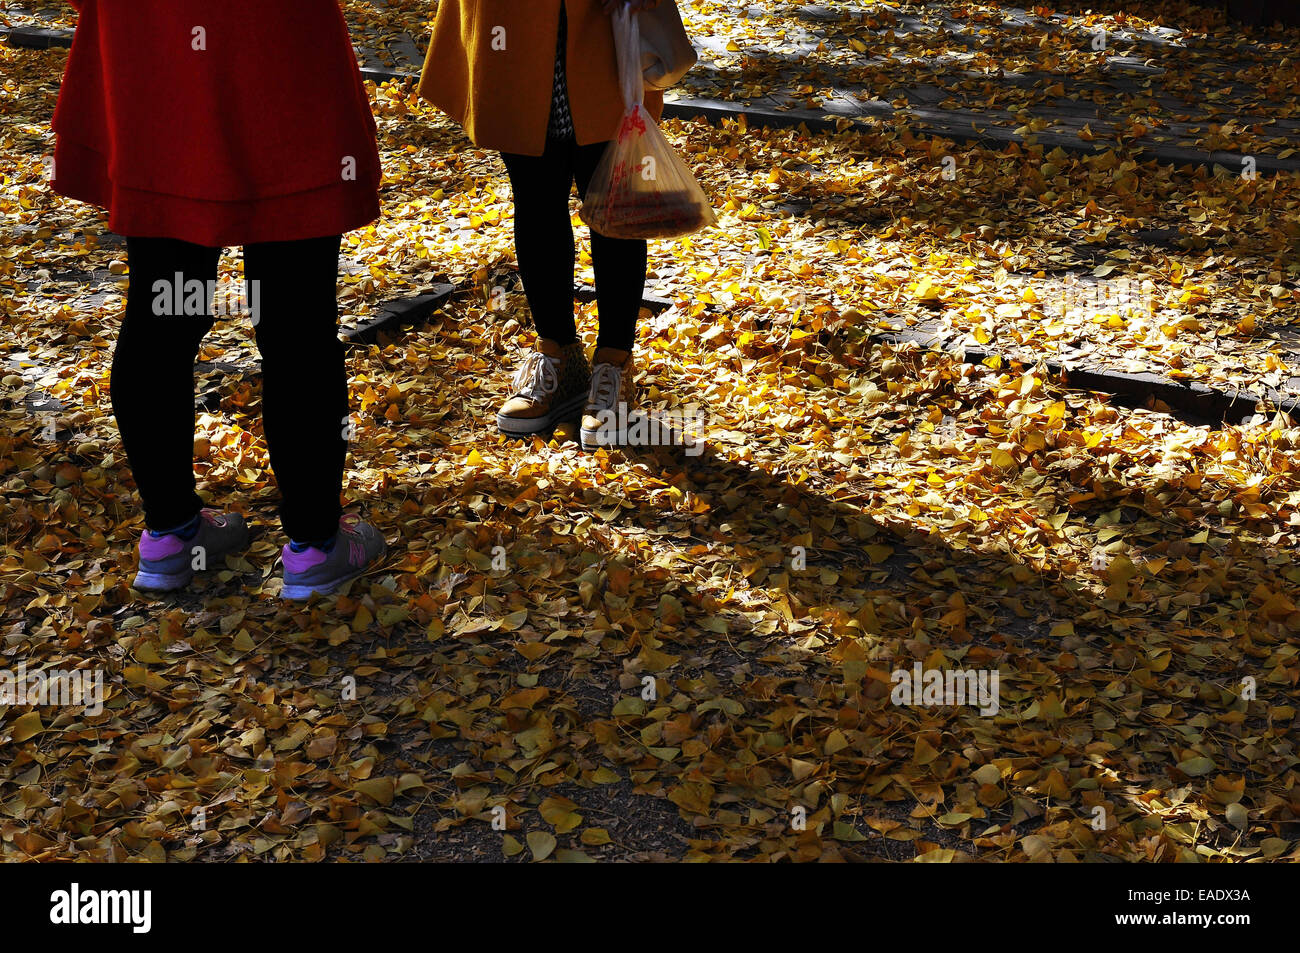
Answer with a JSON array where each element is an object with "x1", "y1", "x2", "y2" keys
[
  {"x1": 132, "y1": 567, "x2": 195, "y2": 592},
  {"x1": 496, "y1": 393, "x2": 586, "y2": 436},
  {"x1": 281, "y1": 578, "x2": 354, "y2": 601},
  {"x1": 579, "y1": 424, "x2": 625, "y2": 452}
]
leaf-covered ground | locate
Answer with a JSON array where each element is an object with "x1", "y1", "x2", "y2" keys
[{"x1": 1, "y1": 8, "x2": 1300, "y2": 862}]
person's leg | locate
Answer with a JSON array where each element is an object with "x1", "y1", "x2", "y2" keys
[
  {"x1": 243, "y1": 236, "x2": 347, "y2": 545},
  {"x1": 248, "y1": 236, "x2": 388, "y2": 600},
  {"x1": 495, "y1": 141, "x2": 592, "y2": 435},
  {"x1": 573, "y1": 141, "x2": 646, "y2": 450},
  {"x1": 112, "y1": 236, "x2": 220, "y2": 531},
  {"x1": 501, "y1": 140, "x2": 581, "y2": 345},
  {"x1": 574, "y1": 141, "x2": 646, "y2": 354}
]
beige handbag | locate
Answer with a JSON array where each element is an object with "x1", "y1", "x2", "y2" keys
[{"x1": 638, "y1": 0, "x2": 698, "y2": 90}]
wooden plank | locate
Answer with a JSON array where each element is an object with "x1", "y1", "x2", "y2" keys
[{"x1": 342, "y1": 284, "x2": 456, "y2": 345}]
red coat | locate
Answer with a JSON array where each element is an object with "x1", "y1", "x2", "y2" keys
[{"x1": 52, "y1": 0, "x2": 382, "y2": 247}]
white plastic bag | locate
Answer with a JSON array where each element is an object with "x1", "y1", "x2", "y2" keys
[{"x1": 578, "y1": 6, "x2": 716, "y2": 240}]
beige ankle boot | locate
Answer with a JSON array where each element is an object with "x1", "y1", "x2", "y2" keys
[
  {"x1": 496, "y1": 338, "x2": 591, "y2": 436},
  {"x1": 580, "y1": 347, "x2": 636, "y2": 450}
]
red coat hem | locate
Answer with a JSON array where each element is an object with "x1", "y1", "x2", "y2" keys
[{"x1": 54, "y1": 140, "x2": 381, "y2": 247}]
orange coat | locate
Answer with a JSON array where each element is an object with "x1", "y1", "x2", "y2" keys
[{"x1": 418, "y1": 0, "x2": 664, "y2": 157}]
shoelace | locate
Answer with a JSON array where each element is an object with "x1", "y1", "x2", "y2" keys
[
  {"x1": 588, "y1": 362, "x2": 623, "y2": 411},
  {"x1": 513, "y1": 351, "x2": 561, "y2": 401}
]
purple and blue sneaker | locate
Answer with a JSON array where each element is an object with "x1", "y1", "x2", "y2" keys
[
  {"x1": 133, "y1": 509, "x2": 250, "y2": 592},
  {"x1": 280, "y1": 513, "x2": 387, "y2": 601}
]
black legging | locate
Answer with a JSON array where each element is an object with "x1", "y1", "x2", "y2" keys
[
  {"x1": 111, "y1": 235, "x2": 346, "y2": 542},
  {"x1": 501, "y1": 138, "x2": 646, "y2": 353}
]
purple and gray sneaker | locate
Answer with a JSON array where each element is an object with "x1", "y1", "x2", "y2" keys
[
  {"x1": 280, "y1": 513, "x2": 387, "y2": 601},
  {"x1": 133, "y1": 509, "x2": 250, "y2": 592}
]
